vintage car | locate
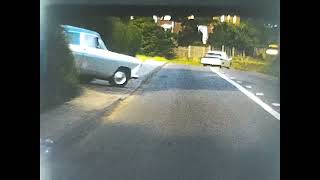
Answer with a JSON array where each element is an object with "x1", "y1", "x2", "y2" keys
[{"x1": 62, "y1": 25, "x2": 142, "y2": 87}]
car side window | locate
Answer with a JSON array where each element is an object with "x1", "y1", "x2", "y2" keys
[
  {"x1": 65, "y1": 31, "x2": 80, "y2": 45},
  {"x1": 83, "y1": 34, "x2": 98, "y2": 48}
]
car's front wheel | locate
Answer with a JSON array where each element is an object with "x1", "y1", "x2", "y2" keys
[{"x1": 109, "y1": 68, "x2": 130, "y2": 87}]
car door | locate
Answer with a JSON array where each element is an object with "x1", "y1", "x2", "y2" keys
[
  {"x1": 80, "y1": 33, "x2": 106, "y2": 76},
  {"x1": 94, "y1": 38, "x2": 119, "y2": 78}
]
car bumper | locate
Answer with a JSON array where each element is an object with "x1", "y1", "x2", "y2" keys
[
  {"x1": 131, "y1": 63, "x2": 142, "y2": 79},
  {"x1": 201, "y1": 58, "x2": 222, "y2": 66}
]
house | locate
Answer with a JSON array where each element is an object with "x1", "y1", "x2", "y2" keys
[
  {"x1": 154, "y1": 15, "x2": 240, "y2": 45},
  {"x1": 155, "y1": 15, "x2": 183, "y2": 33},
  {"x1": 212, "y1": 15, "x2": 240, "y2": 25}
]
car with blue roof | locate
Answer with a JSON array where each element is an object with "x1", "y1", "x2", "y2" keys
[{"x1": 62, "y1": 25, "x2": 142, "y2": 87}]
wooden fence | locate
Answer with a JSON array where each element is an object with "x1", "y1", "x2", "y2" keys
[
  {"x1": 174, "y1": 45, "x2": 266, "y2": 58},
  {"x1": 174, "y1": 46, "x2": 211, "y2": 58}
]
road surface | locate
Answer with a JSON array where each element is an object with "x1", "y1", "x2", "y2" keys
[
  {"x1": 44, "y1": 63, "x2": 280, "y2": 180},
  {"x1": 220, "y1": 68, "x2": 280, "y2": 113}
]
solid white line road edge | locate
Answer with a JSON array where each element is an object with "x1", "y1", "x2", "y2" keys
[{"x1": 210, "y1": 67, "x2": 280, "y2": 120}]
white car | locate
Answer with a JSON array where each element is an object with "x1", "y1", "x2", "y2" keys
[
  {"x1": 201, "y1": 50, "x2": 232, "y2": 68},
  {"x1": 61, "y1": 25, "x2": 142, "y2": 87},
  {"x1": 266, "y1": 44, "x2": 279, "y2": 55}
]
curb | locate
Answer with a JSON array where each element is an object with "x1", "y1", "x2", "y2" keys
[{"x1": 120, "y1": 62, "x2": 168, "y2": 100}]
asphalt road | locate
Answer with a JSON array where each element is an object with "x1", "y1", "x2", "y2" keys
[
  {"x1": 45, "y1": 63, "x2": 280, "y2": 180},
  {"x1": 220, "y1": 68, "x2": 280, "y2": 113}
]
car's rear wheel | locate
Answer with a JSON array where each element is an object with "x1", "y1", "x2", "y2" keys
[{"x1": 109, "y1": 68, "x2": 130, "y2": 87}]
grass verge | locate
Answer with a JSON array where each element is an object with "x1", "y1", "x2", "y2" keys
[
  {"x1": 137, "y1": 54, "x2": 279, "y2": 77},
  {"x1": 136, "y1": 55, "x2": 201, "y2": 66},
  {"x1": 231, "y1": 56, "x2": 270, "y2": 73}
]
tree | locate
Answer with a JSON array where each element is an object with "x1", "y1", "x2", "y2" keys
[
  {"x1": 208, "y1": 21, "x2": 260, "y2": 54},
  {"x1": 176, "y1": 16, "x2": 213, "y2": 46},
  {"x1": 177, "y1": 19, "x2": 202, "y2": 46},
  {"x1": 245, "y1": 18, "x2": 280, "y2": 46},
  {"x1": 132, "y1": 17, "x2": 176, "y2": 58},
  {"x1": 108, "y1": 18, "x2": 142, "y2": 56}
]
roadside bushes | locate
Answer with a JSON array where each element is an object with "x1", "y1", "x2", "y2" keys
[
  {"x1": 108, "y1": 18, "x2": 142, "y2": 56},
  {"x1": 41, "y1": 26, "x2": 80, "y2": 111},
  {"x1": 131, "y1": 17, "x2": 176, "y2": 59},
  {"x1": 267, "y1": 54, "x2": 280, "y2": 77}
]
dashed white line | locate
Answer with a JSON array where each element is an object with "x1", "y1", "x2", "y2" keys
[
  {"x1": 256, "y1": 93, "x2": 264, "y2": 96},
  {"x1": 210, "y1": 67, "x2": 280, "y2": 120},
  {"x1": 236, "y1": 80, "x2": 242, "y2": 83},
  {"x1": 272, "y1": 103, "x2": 280, "y2": 107},
  {"x1": 245, "y1": 85, "x2": 252, "y2": 89}
]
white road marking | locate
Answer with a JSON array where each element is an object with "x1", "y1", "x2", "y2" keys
[
  {"x1": 236, "y1": 80, "x2": 242, "y2": 83},
  {"x1": 256, "y1": 93, "x2": 264, "y2": 96},
  {"x1": 210, "y1": 67, "x2": 280, "y2": 120},
  {"x1": 272, "y1": 103, "x2": 280, "y2": 107},
  {"x1": 230, "y1": 77, "x2": 235, "y2": 79},
  {"x1": 245, "y1": 85, "x2": 252, "y2": 89}
]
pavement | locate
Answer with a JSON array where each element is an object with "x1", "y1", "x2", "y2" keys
[
  {"x1": 41, "y1": 63, "x2": 280, "y2": 180},
  {"x1": 40, "y1": 60, "x2": 166, "y2": 143}
]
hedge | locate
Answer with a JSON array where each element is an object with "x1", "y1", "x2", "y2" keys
[{"x1": 40, "y1": 26, "x2": 80, "y2": 112}]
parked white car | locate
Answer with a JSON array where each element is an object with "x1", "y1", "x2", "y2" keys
[
  {"x1": 201, "y1": 50, "x2": 232, "y2": 68},
  {"x1": 61, "y1": 25, "x2": 142, "y2": 87}
]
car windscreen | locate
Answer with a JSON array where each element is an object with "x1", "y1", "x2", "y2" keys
[
  {"x1": 98, "y1": 38, "x2": 108, "y2": 50},
  {"x1": 207, "y1": 53, "x2": 221, "y2": 56},
  {"x1": 206, "y1": 53, "x2": 221, "y2": 58}
]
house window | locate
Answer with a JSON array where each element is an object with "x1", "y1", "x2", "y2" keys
[
  {"x1": 233, "y1": 16, "x2": 237, "y2": 24},
  {"x1": 220, "y1": 15, "x2": 225, "y2": 22}
]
